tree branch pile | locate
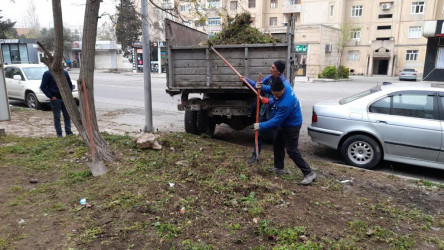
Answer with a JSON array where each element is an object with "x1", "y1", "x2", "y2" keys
[{"x1": 208, "y1": 13, "x2": 280, "y2": 45}]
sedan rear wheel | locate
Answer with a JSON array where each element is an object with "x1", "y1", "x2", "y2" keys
[
  {"x1": 26, "y1": 92, "x2": 42, "y2": 110},
  {"x1": 341, "y1": 135, "x2": 381, "y2": 169}
]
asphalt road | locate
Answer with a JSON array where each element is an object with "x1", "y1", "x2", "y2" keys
[
  {"x1": 12, "y1": 69, "x2": 444, "y2": 183},
  {"x1": 84, "y1": 71, "x2": 443, "y2": 183}
]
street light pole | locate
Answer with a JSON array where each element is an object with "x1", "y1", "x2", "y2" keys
[{"x1": 141, "y1": 0, "x2": 153, "y2": 132}]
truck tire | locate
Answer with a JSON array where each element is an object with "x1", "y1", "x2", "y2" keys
[
  {"x1": 197, "y1": 110, "x2": 209, "y2": 135},
  {"x1": 184, "y1": 110, "x2": 198, "y2": 135},
  {"x1": 208, "y1": 120, "x2": 216, "y2": 137}
]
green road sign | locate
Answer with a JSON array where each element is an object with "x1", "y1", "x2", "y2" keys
[{"x1": 295, "y1": 45, "x2": 308, "y2": 52}]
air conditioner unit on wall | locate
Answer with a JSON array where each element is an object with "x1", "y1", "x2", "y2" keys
[
  {"x1": 325, "y1": 43, "x2": 333, "y2": 53},
  {"x1": 381, "y1": 3, "x2": 392, "y2": 10}
]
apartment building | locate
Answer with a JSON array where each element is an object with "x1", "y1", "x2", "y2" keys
[{"x1": 172, "y1": 0, "x2": 444, "y2": 79}]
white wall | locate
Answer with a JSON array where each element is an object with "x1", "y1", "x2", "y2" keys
[{"x1": 95, "y1": 51, "x2": 113, "y2": 69}]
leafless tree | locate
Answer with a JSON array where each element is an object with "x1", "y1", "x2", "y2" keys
[
  {"x1": 336, "y1": 22, "x2": 359, "y2": 67},
  {"x1": 38, "y1": 0, "x2": 114, "y2": 163},
  {"x1": 22, "y1": 0, "x2": 41, "y2": 38}
]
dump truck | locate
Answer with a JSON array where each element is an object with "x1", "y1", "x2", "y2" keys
[{"x1": 165, "y1": 19, "x2": 295, "y2": 135}]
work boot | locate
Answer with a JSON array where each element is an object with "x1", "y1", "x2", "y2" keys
[
  {"x1": 268, "y1": 168, "x2": 288, "y2": 175},
  {"x1": 301, "y1": 172, "x2": 316, "y2": 185},
  {"x1": 247, "y1": 155, "x2": 257, "y2": 164}
]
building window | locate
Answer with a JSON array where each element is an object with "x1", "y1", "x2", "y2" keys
[
  {"x1": 411, "y1": 2, "x2": 424, "y2": 14},
  {"x1": 230, "y1": 1, "x2": 237, "y2": 10},
  {"x1": 350, "y1": 28, "x2": 361, "y2": 40},
  {"x1": 378, "y1": 14, "x2": 393, "y2": 18},
  {"x1": 406, "y1": 50, "x2": 418, "y2": 61},
  {"x1": 195, "y1": 20, "x2": 205, "y2": 27},
  {"x1": 208, "y1": 18, "x2": 221, "y2": 26},
  {"x1": 348, "y1": 51, "x2": 359, "y2": 61},
  {"x1": 179, "y1": 4, "x2": 191, "y2": 12},
  {"x1": 249, "y1": 0, "x2": 255, "y2": 8},
  {"x1": 270, "y1": 0, "x2": 278, "y2": 8},
  {"x1": 377, "y1": 25, "x2": 391, "y2": 30},
  {"x1": 208, "y1": 0, "x2": 220, "y2": 8},
  {"x1": 1, "y1": 44, "x2": 29, "y2": 64},
  {"x1": 437, "y1": 47, "x2": 444, "y2": 69},
  {"x1": 330, "y1": 5, "x2": 334, "y2": 16},
  {"x1": 269, "y1": 17, "x2": 277, "y2": 26},
  {"x1": 351, "y1": 5, "x2": 363, "y2": 17},
  {"x1": 408, "y1": 26, "x2": 422, "y2": 38}
]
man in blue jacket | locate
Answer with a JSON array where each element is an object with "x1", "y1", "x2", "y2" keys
[
  {"x1": 241, "y1": 60, "x2": 288, "y2": 164},
  {"x1": 40, "y1": 70, "x2": 73, "y2": 137},
  {"x1": 253, "y1": 76, "x2": 316, "y2": 185}
]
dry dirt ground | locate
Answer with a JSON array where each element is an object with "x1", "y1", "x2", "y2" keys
[
  {"x1": 1, "y1": 107, "x2": 444, "y2": 249},
  {"x1": 1, "y1": 106, "x2": 142, "y2": 138}
]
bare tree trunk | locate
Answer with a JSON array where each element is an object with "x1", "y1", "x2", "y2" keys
[
  {"x1": 78, "y1": 0, "x2": 114, "y2": 162},
  {"x1": 38, "y1": 0, "x2": 114, "y2": 162}
]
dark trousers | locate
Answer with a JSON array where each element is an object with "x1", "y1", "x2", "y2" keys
[
  {"x1": 50, "y1": 98, "x2": 72, "y2": 137},
  {"x1": 273, "y1": 126, "x2": 312, "y2": 176}
]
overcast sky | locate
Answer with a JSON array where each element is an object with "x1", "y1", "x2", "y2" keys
[{"x1": 1, "y1": 0, "x2": 117, "y2": 30}]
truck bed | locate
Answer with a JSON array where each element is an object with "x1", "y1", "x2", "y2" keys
[{"x1": 165, "y1": 19, "x2": 293, "y2": 95}]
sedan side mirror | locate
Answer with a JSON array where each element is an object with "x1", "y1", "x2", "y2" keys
[{"x1": 13, "y1": 75, "x2": 22, "y2": 80}]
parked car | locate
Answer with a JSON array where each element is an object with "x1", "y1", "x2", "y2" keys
[
  {"x1": 308, "y1": 82, "x2": 444, "y2": 170},
  {"x1": 4, "y1": 64, "x2": 79, "y2": 110},
  {"x1": 399, "y1": 68, "x2": 417, "y2": 81}
]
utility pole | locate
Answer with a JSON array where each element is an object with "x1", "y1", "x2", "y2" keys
[
  {"x1": 141, "y1": 0, "x2": 153, "y2": 132},
  {"x1": 0, "y1": 48, "x2": 11, "y2": 123}
]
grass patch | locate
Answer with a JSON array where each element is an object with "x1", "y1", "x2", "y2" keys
[{"x1": 1, "y1": 133, "x2": 443, "y2": 249}]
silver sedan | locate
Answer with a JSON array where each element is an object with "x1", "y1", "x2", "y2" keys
[
  {"x1": 399, "y1": 68, "x2": 417, "y2": 81},
  {"x1": 308, "y1": 82, "x2": 444, "y2": 170}
]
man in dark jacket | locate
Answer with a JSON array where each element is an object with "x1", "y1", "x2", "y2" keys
[
  {"x1": 253, "y1": 76, "x2": 316, "y2": 185},
  {"x1": 241, "y1": 60, "x2": 288, "y2": 164},
  {"x1": 40, "y1": 70, "x2": 73, "y2": 137}
]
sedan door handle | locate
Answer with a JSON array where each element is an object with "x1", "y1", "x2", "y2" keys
[{"x1": 376, "y1": 120, "x2": 388, "y2": 124}]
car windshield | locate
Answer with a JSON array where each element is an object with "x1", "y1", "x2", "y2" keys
[
  {"x1": 403, "y1": 69, "x2": 415, "y2": 72},
  {"x1": 22, "y1": 66, "x2": 48, "y2": 80},
  {"x1": 339, "y1": 87, "x2": 380, "y2": 105}
]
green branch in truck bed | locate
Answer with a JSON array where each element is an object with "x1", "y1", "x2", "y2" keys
[{"x1": 208, "y1": 13, "x2": 281, "y2": 45}]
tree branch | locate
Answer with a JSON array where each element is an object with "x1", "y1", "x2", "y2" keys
[{"x1": 36, "y1": 41, "x2": 53, "y2": 63}]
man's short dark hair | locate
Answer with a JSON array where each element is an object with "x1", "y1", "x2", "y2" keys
[
  {"x1": 271, "y1": 76, "x2": 284, "y2": 91},
  {"x1": 273, "y1": 60, "x2": 285, "y2": 73}
]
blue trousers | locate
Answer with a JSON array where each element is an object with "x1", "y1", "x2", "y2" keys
[{"x1": 50, "y1": 98, "x2": 72, "y2": 137}]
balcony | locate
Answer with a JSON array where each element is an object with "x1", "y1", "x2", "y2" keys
[
  {"x1": 205, "y1": 25, "x2": 222, "y2": 33},
  {"x1": 258, "y1": 26, "x2": 287, "y2": 34},
  {"x1": 282, "y1": 0, "x2": 301, "y2": 14}
]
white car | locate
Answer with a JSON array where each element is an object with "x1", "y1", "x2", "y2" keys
[{"x1": 4, "y1": 64, "x2": 79, "y2": 110}]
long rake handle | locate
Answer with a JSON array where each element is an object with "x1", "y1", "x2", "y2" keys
[
  {"x1": 255, "y1": 73, "x2": 261, "y2": 160},
  {"x1": 210, "y1": 47, "x2": 257, "y2": 95}
]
